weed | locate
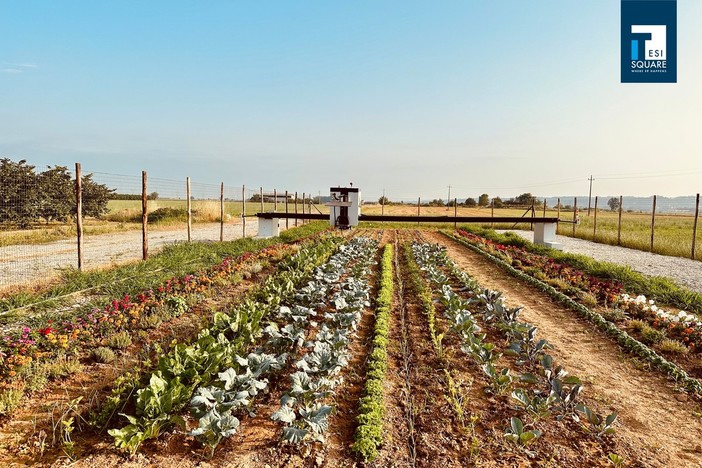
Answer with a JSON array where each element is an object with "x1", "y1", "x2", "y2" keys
[
  {"x1": 92, "y1": 346, "x2": 116, "y2": 363},
  {"x1": 658, "y1": 339, "x2": 690, "y2": 355},
  {"x1": 107, "y1": 331, "x2": 132, "y2": 349},
  {"x1": 0, "y1": 388, "x2": 24, "y2": 415}
]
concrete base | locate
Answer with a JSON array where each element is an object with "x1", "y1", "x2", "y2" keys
[
  {"x1": 542, "y1": 241, "x2": 564, "y2": 251},
  {"x1": 258, "y1": 218, "x2": 280, "y2": 238},
  {"x1": 533, "y1": 222, "x2": 561, "y2": 249}
]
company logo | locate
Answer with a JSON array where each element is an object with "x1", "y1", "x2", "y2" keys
[{"x1": 621, "y1": 1, "x2": 676, "y2": 83}]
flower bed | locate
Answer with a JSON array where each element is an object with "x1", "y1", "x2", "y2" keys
[
  {"x1": 455, "y1": 230, "x2": 622, "y2": 305},
  {"x1": 0, "y1": 242, "x2": 295, "y2": 414}
]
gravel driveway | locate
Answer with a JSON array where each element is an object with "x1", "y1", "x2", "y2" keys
[
  {"x1": 0, "y1": 220, "x2": 260, "y2": 290},
  {"x1": 499, "y1": 230, "x2": 702, "y2": 295}
]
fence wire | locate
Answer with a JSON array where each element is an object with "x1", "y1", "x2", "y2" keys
[
  {"x1": 1, "y1": 165, "x2": 313, "y2": 292},
  {"x1": 2, "y1": 162, "x2": 699, "y2": 292}
]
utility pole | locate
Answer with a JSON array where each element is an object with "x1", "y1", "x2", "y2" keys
[
  {"x1": 447, "y1": 185, "x2": 451, "y2": 210},
  {"x1": 587, "y1": 175, "x2": 595, "y2": 216}
]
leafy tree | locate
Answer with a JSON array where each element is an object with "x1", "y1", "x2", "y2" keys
[
  {"x1": 478, "y1": 193, "x2": 489, "y2": 207},
  {"x1": 515, "y1": 193, "x2": 535, "y2": 205},
  {"x1": 148, "y1": 192, "x2": 159, "y2": 200},
  {"x1": 493, "y1": 197, "x2": 504, "y2": 208},
  {"x1": 447, "y1": 199, "x2": 457, "y2": 207},
  {"x1": 0, "y1": 158, "x2": 40, "y2": 227},
  {"x1": 81, "y1": 173, "x2": 115, "y2": 218},
  {"x1": 464, "y1": 197, "x2": 477, "y2": 207},
  {"x1": 37, "y1": 165, "x2": 74, "y2": 223},
  {"x1": 378, "y1": 195, "x2": 389, "y2": 205},
  {"x1": 607, "y1": 197, "x2": 620, "y2": 211}
]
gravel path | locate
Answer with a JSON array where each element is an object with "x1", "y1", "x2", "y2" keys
[
  {"x1": 0, "y1": 220, "x2": 261, "y2": 290},
  {"x1": 499, "y1": 230, "x2": 702, "y2": 294}
]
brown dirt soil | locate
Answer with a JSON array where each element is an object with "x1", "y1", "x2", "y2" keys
[
  {"x1": 424, "y1": 230, "x2": 702, "y2": 467},
  {"x1": 0, "y1": 257, "x2": 285, "y2": 467}
]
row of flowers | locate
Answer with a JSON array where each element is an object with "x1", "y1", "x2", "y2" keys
[
  {"x1": 619, "y1": 294, "x2": 702, "y2": 351},
  {"x1": 0, "y1": 243, "x2": 294, "y2": 383},
  {"x1": 455, "y1": 230, "x2": 623, "y2": 305}
]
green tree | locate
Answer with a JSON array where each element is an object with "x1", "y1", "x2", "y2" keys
[
  {"x1": 378, "y1": 195, "x2": 389, "y2": 205},
  {"x1": 37, "y1": 165, "x2": 74, "y2": 223},
  {"x1": 478, "y1": 193, "x2": 489, "y2": 206},
  {"x1": 81, "y1": 173, "x2": 114, "y2": 218},
  {"x1": 493, "y1": 197, "x2": 504, "y2": 208},
  {"x1": 148, "y1": 192, "x2": 159, "y2": 200},
  {"x1": 607, "y1": 197, "x2": 620, "y2": 211},
  {"x1": 0, "y1": 158, "x2": 40, "y2": 227},
  {"x1": 464, "y1": 197, "x2": 477, "y2": 207},
  {"x1": 515, "y1": 193, "x2": 534, "y2": 205}
]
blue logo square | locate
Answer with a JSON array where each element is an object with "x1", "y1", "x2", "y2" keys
[{"x1": 621, "y1": 0, "x2": 677, "y2": 83}]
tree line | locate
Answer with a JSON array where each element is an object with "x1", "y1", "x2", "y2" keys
[{"x1": 0, "y1": 158, "x2": 114, "y2": 227}]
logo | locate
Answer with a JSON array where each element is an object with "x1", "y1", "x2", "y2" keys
[{"x1": 621, "y1": 1, "x2": 676, "y2": 83}]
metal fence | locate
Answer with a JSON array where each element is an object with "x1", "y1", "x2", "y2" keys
[{"x1": 0, "y1": 163, "x2": 317, "y2": 292}]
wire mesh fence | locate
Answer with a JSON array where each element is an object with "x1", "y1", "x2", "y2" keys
[
  {"x1": 0, "y1": 162, "x2": 316, "y2": 292},
  {"x1": 1, "y1": 158, "x2": 700, "y2": 293}
]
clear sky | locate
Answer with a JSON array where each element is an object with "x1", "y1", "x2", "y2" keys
[{"x1": 2, "y1": 1, "x2": 701, "y2": 200}]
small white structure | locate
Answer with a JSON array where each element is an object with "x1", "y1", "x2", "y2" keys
[
  {"x1": 326, "y1": 187, "x2": 360, "y2": 228},
  {"x1": 258, "y1": 217, "x2": 280, "y2": 238},
  {"x1": 533, "y1": 223, "x2": 563, "y2": 250}
]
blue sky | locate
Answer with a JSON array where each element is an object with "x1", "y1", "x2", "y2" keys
[{"x1": 1, "y1": 1, "x2": 701, "y2": 200}]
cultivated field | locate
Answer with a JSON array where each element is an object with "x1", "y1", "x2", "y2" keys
[{"x1": 1, "y1": 224, "x2": 701, "y2": 467}]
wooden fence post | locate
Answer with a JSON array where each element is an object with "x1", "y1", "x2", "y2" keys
[
  {"x1": 285, "y1": 191, "x2": 289, "y2": 229},
  {"x1": 294, "y1": 192, "x2": 298, "y2": 227},
  {"x1": 572, "y1": 197, "x2": 577, "y2": 236},
  {"x1": 142, "y1": 171, "x2": 148, "y2": 259},
  {"x1": 693, "y1": 193, "x2": 700, "y2": 259},
  {"x1": 220, "y1": 182, "x2": 224, "y2": 242},
  {"x1": 617, "y1": 195, "x2": 623, "y2": 246},
  {"x1": 75, "y1": 163, "x2": 83, "y2": 270},
  {"x1": 593, "y1": 196, "x2": 598, "y2": 239},
  {"x1": 650, "y1": 195, "x2": 657, "y2": 252},
  {"x1": 260, "y1": 187, "x2": 264, "y2": 213},
  {"x1": 543, "y1": 198, "x2": 547, "y2": 218},
  {"x1": 454, "y1": 198, "x2": 457, "y2": 229},
  {"x1": 242, "y1": 185, "x2": 246, "y2": 238},
  {"x1": 491, "y1": 198, "x2": 494, "y2": 228},
  {"x1": 556, "y1": 197, "x2": 561, "y2": 233},
  {"x1": 274, "y1": 189, "x2": 278, "y2": 212},
  {"x1": 530, "y1": 198, "x2": 535, "y2": 230},
  {"x1": 417, "y1": 197, "x2": 421, "y2": 226},
  {"x1": 302, "y1": 192, "x2": 306, "y2": 225},
  {"x1": 186, "y1": 177, "x2": 192, "y2": 242}
]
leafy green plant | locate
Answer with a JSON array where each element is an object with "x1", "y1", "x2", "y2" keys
[
  {"x1": 576, "y1": 405, "x2": 617, "y2": 437},
  {"x1": 481, "y1": 364, "x2": 513, "y2": 394},
  {"x1": 511, "y1": 388, "x2": 552, "y2": 419},
  {"x1": 503, "y1": 417, "x2": 541, "y2": 447},
  {"x1": 353, "y1": 244, "x2": 393, "y2": 461}
]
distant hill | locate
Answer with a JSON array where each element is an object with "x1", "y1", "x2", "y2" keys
[{"x1": 541, "y1": 195, "x2": 698, "y2": 214}]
